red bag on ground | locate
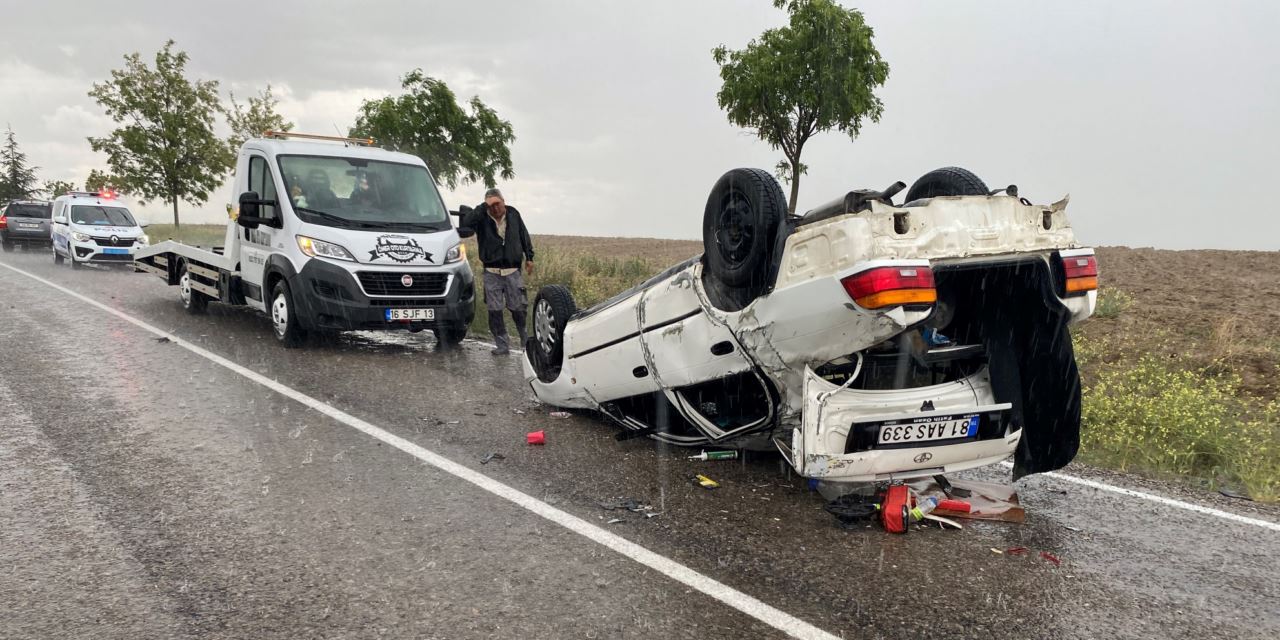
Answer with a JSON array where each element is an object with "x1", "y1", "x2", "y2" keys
[{"x1": 880, "y1": 484, "x2": 912, "y2": 534}]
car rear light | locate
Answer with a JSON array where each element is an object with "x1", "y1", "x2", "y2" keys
[
  {"x1": 1062, "y1": 254, "x2": 1098, "y2": 295},
  {"x1": 841, "y1": 265, "x2": 937, "y2": 309},
  {"x1": 0, "y1": 215, "x2": 6, "y2": 229}
]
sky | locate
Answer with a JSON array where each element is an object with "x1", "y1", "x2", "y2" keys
[{"x1": 1, "y1": 0, "x2": 1277, "y2": 250}]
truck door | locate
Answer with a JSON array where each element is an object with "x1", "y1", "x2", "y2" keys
[{"x1": 239, "y1": 155, "x2": 282, "y2": 309}]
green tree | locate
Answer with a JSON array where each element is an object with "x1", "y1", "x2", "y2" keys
[
  {"x1": 88, "y1": 40, "x2": 232, "y2": 227},
  {"x1": 44, "y1": 179, "x2": 76, "y2": 197},
  {"x1": 84, "y1": 169, "x2": 120, "y2": 192},
  {"x1": 349, "y1": 69, "x2": 515, "y2": 189},
  {"x1": 226, "y1": 85, "x2": 294, "y2": 153},
  {"x1": 713, "y1": 0, "x2": 889, "y2": 214},
  {"x1": 0, "y1": 125, "x2": 42, "y2": 201}
]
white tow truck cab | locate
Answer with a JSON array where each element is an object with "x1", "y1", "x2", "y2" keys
[
  {"x1": 50, "y1": 190, "x2": 149, "y2": 268},
  {"x1": 135, "y1": 132, "x2": 475, "y2": 347}
]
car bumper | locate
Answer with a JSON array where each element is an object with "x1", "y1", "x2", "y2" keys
[
  {"x1": 73, "y1": 242, "x2": 141, "y2": 262},
  {"x1": 290, "y1": 259, "x2": 476, "y2": 332},
  {"x1": 1, "y1": 229, "x2": 51, "y2": 243},
  {"x1": 782, "y1": 366, "x2": 1020, "y2": 482}
]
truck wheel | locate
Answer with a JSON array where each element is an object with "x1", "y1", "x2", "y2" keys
[
  {"x1": 434, "y1": 323, "x2": 468, "y2": 347},
  {"x1": 904, "y1": 166, "x2": 990, "y2": 202},
  {"x1": 270, "y1": 280, "x2": 307, "y2": 348},
  {"x1": 702, "y1": 168, "x2": 786, "y2": 294},
  {"x1": 178, "y1": 262, "x2": 209, "y2": 314},
  {"x1": 532, "y1": 285, "x2": 576, "y2": 383}
]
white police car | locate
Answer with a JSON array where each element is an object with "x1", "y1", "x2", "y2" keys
[{"x1": 50, "y1": 190, "x2": 148, "y2": 268}]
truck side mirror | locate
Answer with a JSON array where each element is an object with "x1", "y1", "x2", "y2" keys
[{"x1": 239, "y1": 191, "x2": 262, "y2": 220}]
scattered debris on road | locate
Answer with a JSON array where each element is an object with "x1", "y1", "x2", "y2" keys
[
  {"x1": 526, "y1": 430, "x2": 546, "y2": 445},
  {"x1": 688, "y1": 450, "x2": 738, "y2": 462},
  {"x1": 480, "y1": 452, "x2": 505, "y2": 465},
  {"x1": 607, "y1": 518, "x2": 624, "y2": 525},
  {"x1": 154, "y1": 336, "x2": 171, "y2": 343},
  {"x1": 598, "y1": 498, "x2": 649, "y2": 512},
  {"x1": 549, "y1": 411, "x2": 571, "y2": 419},
  {"x1": 692, "y1": 474, "x2": 720, "y2": 489},
  {"x1": 1039, "y1": 551, "x2": 1062, "y2": 567}
]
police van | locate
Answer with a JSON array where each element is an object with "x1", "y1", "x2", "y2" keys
[
  {"x1": 50, "y1": 190, "x2": 148, "y2": 268},
  {"x1": 134, "y1": 132, "x2": 475, "y2": 347}
]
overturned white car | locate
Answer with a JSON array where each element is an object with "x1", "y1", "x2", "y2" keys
[{"x1": 522, "y1": 167, "x2": 1096, "y2": 483}]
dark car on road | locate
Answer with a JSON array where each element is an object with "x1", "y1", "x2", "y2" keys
[{"x1": 1, "y1": 200, "x2": 54, "y2": 251}]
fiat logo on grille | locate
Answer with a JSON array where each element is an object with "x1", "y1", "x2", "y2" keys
[{"x1": 401, "y1": 274, "x2": 414, "y2": 287}]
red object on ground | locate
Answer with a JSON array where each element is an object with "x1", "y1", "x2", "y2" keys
[
  {"x1": 937, "y1": 499, "x2": 972, "y2": 512},
  {"x1": 1039, "y1": 551, "x2": 1062, "y2": 567},
  {"x1": 526, "y1": 430, "x2": 545, "y2": 445},
  {"x1": 1005, "y1": 546, "x2": 1029, "y2": 556}
]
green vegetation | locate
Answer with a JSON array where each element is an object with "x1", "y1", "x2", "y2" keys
[
  {"x1": 88, "y1": 40, "x2": 232, "y2": 227},
  {"x1": 1075, "y1": 336, "x2": 1279, "y2": 501},
  {"x1": 466, "y1": 243, "x2": 662, "y2": 339},
  {"x1": 1093, "y1": 287, "x2": 1133, "y2": 319},
  {"x1": 144, "y1": 223, "x2": 225, "y2": 247},
  {"x1": 0, "y1": 126, "x2": 42, "y2": 201},
  {"x1": 713, "y1": 0, "x2": 889, "y2": 213}
]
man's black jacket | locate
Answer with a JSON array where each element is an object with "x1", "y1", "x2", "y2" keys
[{"x1": 457, "y1": 204, "x2": 535, "y2": 269}]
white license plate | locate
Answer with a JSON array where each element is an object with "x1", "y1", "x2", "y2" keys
[
  {"x1": 386, "y1": 308, "x2": 435, "y2": 321},
  {"x1": 19, "y1": 223, "x2": 41, "y2": 229},
  {"x1": 878, "y1": 415, "x2": 979, "y2": 445}
]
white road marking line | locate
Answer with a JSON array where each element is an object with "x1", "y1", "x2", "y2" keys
[
  {"x1": 997, "y1": 461, "x2": 1280, "y2": 532},
  {"x1": 0, "y1": 261, "x2": 839, "y2": 640}
]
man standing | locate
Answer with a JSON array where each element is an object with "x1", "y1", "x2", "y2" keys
[{"x1": 458, "y1": 188, "x2": 535, "y2": 355}]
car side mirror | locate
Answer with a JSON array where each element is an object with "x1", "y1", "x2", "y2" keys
[{"x1": 457, "y1": 227, "x2": 475, "y2": 239}]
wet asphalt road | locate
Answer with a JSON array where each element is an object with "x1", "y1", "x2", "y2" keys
[{"x1": 1, "y1": 248, "x2": 1278, "y2": 640}]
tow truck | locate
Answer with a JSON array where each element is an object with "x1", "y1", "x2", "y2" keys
[{"x1": 135, "y1": 132, "x2": 475, "y2": 347}]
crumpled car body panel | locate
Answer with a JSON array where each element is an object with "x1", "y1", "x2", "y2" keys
[{"x1": 522, "y1": 194, "x2": 1093, "y2": 479}]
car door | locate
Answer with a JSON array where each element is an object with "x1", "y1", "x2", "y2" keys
[
  {"x1": 239, "y1": 154, "x2": 282, "y2": 308},
  {"x1": 50, "y1": 201, "x2": 69, "y2": 255}
]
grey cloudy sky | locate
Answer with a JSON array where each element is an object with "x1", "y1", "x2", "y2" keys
[{"x1": 2, "y1": 0, "x2": 1277, "y2": 249}]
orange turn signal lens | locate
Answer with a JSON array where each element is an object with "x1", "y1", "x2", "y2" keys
[
  {"x1": 855, "y1": 288, "x2": 938, "y2": 309},
  {"x1": 1065, "y1": 276, "x2": 1098, "y2": 294}
]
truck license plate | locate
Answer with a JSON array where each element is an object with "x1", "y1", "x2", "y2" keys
[
  {"x1": 386, "y1": 308, "x2": 434, "y2": 321},
  {"x1": 877, "y1": 415, "x2": 979, "y2": 445}
]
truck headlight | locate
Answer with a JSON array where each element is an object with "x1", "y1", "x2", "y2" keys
[
  {"x1": 296, "y1": 236, "x2": 355, "y2": 262},
  {"x1": 71, "y1": 231, "x2": 92, "y2": 243},
  {"x1": 445, "y1": 243, "x2": 465, "y2": 263}
]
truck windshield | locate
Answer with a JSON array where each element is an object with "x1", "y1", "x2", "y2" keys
[
  {"x1": 71, "y1": 205, "x2": 136, "y2": 226},
  {"x1": 277, "y1": 155, "x2": 450, "y2": 231}
]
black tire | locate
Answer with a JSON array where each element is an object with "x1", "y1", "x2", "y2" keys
[
  {"x1": 434, "y1": 323, "x2": 468, "y2": 347},
  {"x1": 53, "y1": 246, "x2": 63, "y2": 265},
  {"x1": 269, "y1": 279, "x2": 307, "y2": 348},
  {"x1": 904, "y1": 166, "x2": 989, "y2": 202},
  {"x1": 531, "y1": 284, "x2": 576, "y2": 383},
  {"x1": 69, "y1": 251, "x2": 81, "y2": 270},
  {"x1": 178, "y1": 262, "x2": 209, "y2": 314},
  {"x1": 1, "y1": 240, "x2": 12, "y2": 252},
  {"x1": 702, "y1": 168, "x2": 787, "y2": 291}
]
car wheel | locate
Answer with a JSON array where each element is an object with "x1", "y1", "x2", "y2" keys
[
  {"x1": 178, "y1": 262, "x2": 209, "y2": 314},
  {"x1": 69, "y1": 251, "x2": 81, "y2": 269},
  {"x1": 1, "y1": 240, "x2": 12, "y2": 252},
  {"x1": 270, "y1": 280, "x2": 307, "y2": 348},
  {"x1": 53, "y1": 245, "x2": 64, "y2": 265},
  {"x1": 434, "y1": 323, "x2": 468, "y2": 347},
  {"x1": 532, "y1": 284, "x2": 576, "y2": 383},
  {"x1": 904, "y1": 166, "x2": 989, "y2": 202},
  {"x1": 702, "y1": 168, "x2": 786, "y2": 296}
]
